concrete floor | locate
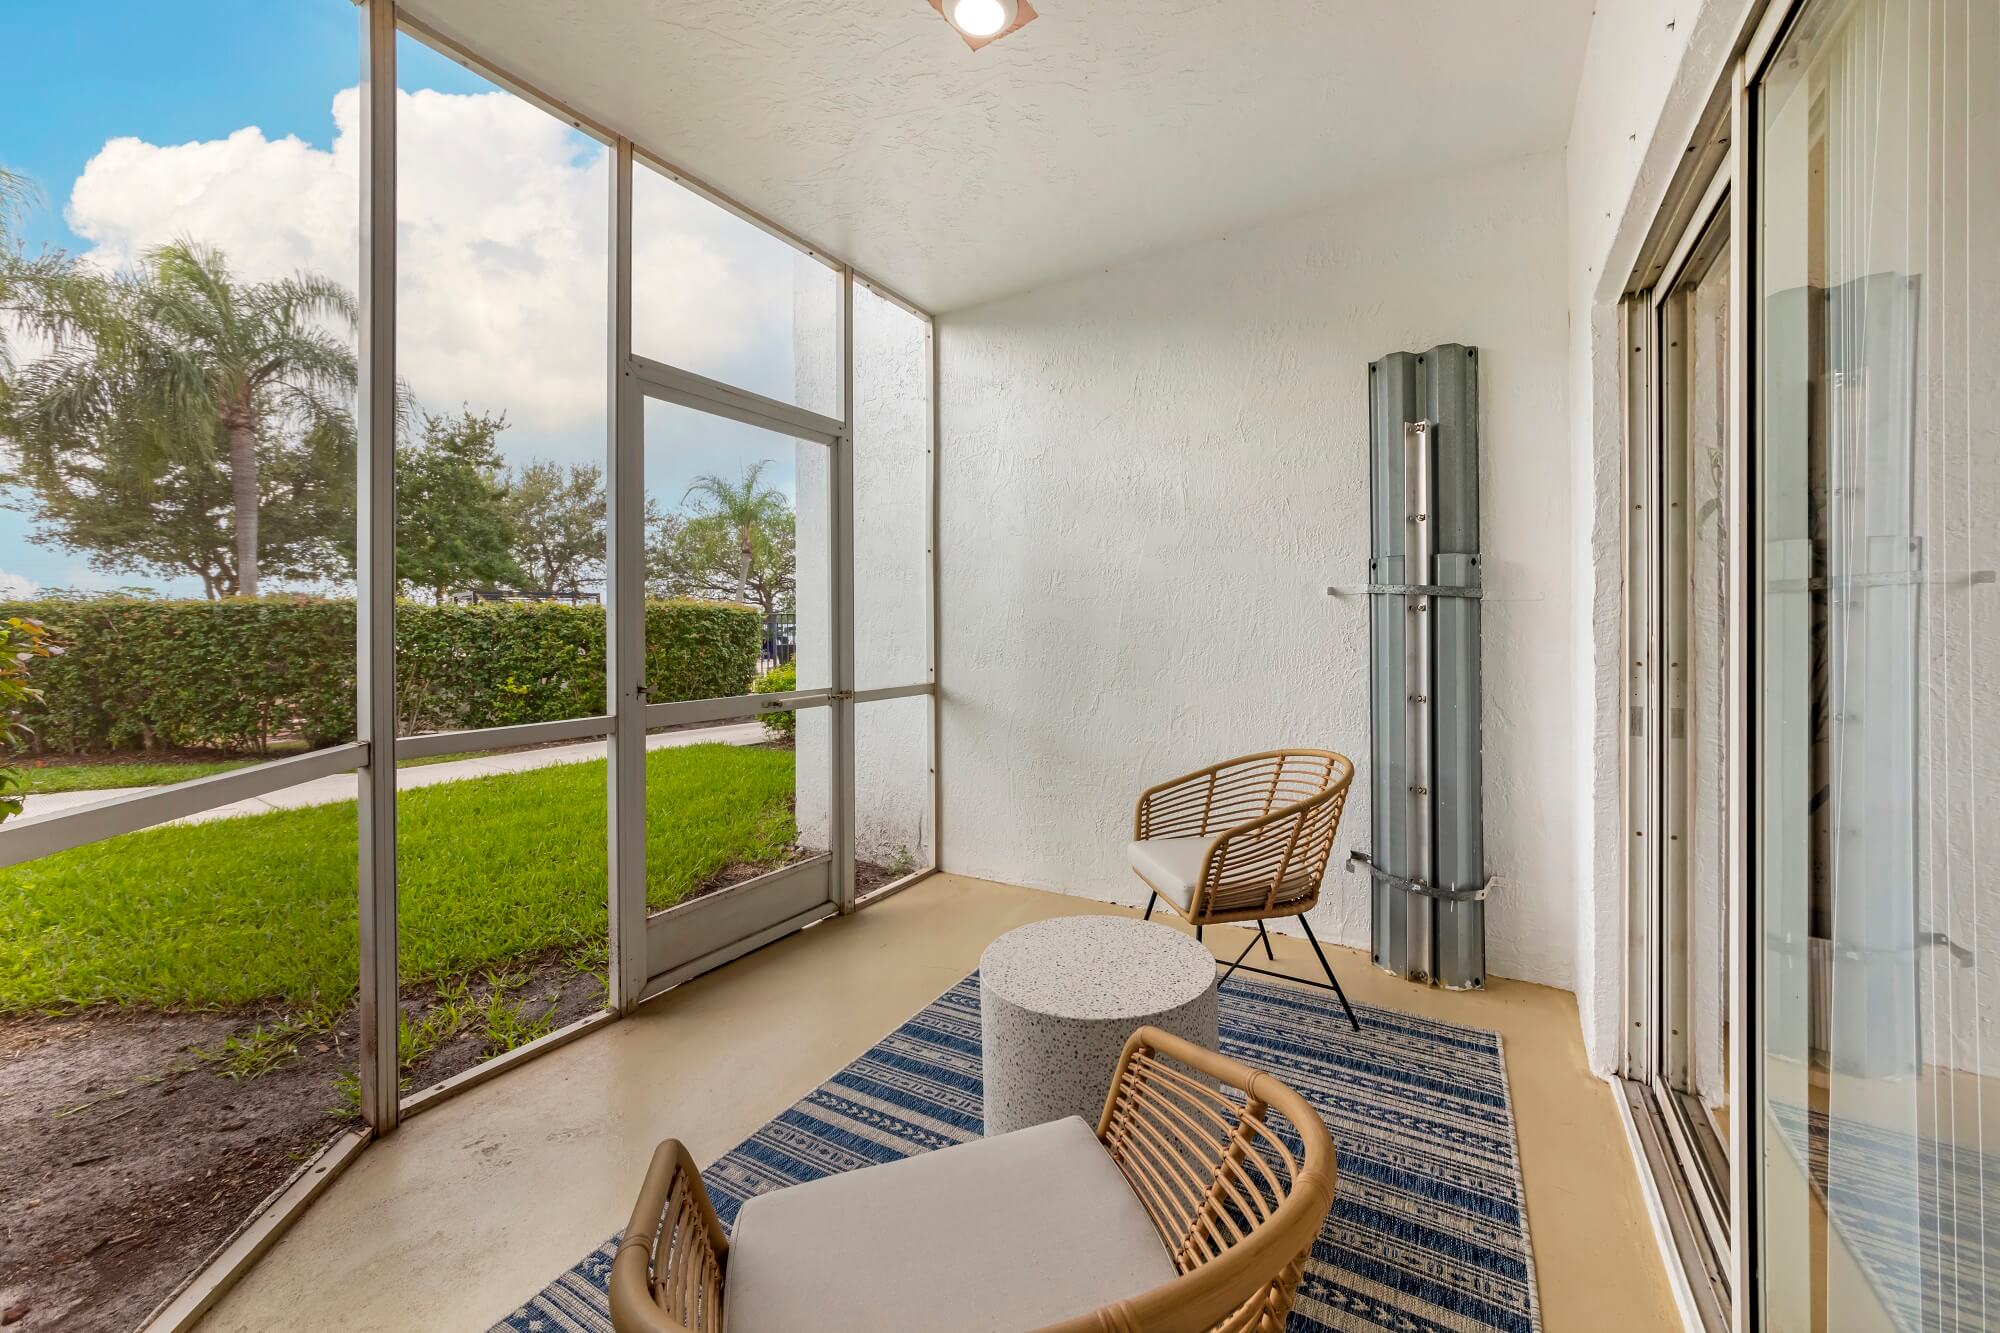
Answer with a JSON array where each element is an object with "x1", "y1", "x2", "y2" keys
[{"x1": 196, "y1": 874, "x2": 1679, "y2": 1333}]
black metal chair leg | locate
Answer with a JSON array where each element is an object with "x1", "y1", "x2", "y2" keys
[
  {"x1": 1218, "y1": 930, "x2": 1260, "y2": 988},
  {"x1": 1256, "y1": 919, "x2": 1275, "y2": 960},
  {"x1": 1142, "y1": 891, "x2": 1159, "y2": 922},
  {"x1": 1195, "y1": 925, "x2": 1203, "y2": 943},
  {"x1": 1298, "y1": 914, "x2": 1361, "y2": 1032}
]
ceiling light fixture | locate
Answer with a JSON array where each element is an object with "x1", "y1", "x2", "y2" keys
[
  {"x1": 931, "y1": 0, "x2": 1035, "y2": 49},
  {"x1": 946, "y1": 0, "x2": 1014, "y2": 37}
]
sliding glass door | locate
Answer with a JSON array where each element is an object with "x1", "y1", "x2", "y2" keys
[
  {"x1": 1630, "y1": 186, "x2": 1739, "y2": 1297},
  {"x1": 1662, "y1": 202, "x2": 1737, "y2": 1250},
  {"x1": 1752, "y1": 2, "x2": 1998, "y2": 1329}
]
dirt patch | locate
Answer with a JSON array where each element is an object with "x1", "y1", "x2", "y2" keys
[
  {"x1": 0, "y1": 1007, "x2": 348, "y2": 1333},
  {"x1": 0, "y1": 848, "x2": 915, "y2": 1331},
  {"x1": 854, "y1": 858, "x2": 912, "y2": 896},
  {"x1": 390, "y1": 952, "x2": 607, "y2": 1093},
  {"x1": 678, "y1": 855, "x2": 914, "y2": 908},
  {"x1": 0, "y1": 949, "x2": 608, "y2": 1333}
]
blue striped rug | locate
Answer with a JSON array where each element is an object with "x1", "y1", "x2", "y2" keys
[
  {"x1": 492, "y1": 972, "x2": 1541, "y2": 1333},
  {"x1": 1771, "y1": 1099, "x2": 2000, "y2": 1333}
]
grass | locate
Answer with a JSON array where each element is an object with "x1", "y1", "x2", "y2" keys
[
  {"x1": 16, "y1": 746, "x2": 523, "y2": 793},
  {"x1": 0, "y1": 743, "x2": 798, "y2": 1015},
  {"x1": 18, "y1": 758, "x2": 259, "y2": 794}
]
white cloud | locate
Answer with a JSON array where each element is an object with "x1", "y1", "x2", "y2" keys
[
  {"x1": 0, "y1": 569, "x2": 37, "y2": 599},
  {"x1": 60, "y1": 85, "x2": 809, "y2": 467}
]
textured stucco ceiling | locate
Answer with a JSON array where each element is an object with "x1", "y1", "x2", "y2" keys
[{"x1": 401, "y1": 0, "x2": 1595, "y2": 314}]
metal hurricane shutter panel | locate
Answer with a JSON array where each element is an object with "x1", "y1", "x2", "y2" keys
[{"x1": 1364, "y1": 344, "x2": 1487, "y2": 989}]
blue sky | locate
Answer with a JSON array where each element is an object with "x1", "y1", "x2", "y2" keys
[
  {"x1": 2, "y1": 1, "x2": 804, "y2": 598},
  {"x1": 3, "y1": 4, "x2": 488, "y2": 255}
]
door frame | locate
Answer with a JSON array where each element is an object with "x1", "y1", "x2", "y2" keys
[
  {"x1": 1619, "y1": 3, "x2": 1819, "y2": 1329},
  {"x1": 607, "y1": 148, "x2": 861, "y2": 1003},
  {"x1": 1616, "y1": 23, "x2": 1760, "y2": 1328},
  {"x1": 1648, "y1": 185, "x2": 1736, "y2": 1253},
  {"x1": 1624, "y1": 169, "x2": 1740, "y2": 1325}
]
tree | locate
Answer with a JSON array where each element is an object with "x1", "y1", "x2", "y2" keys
[
  {"x1": 0, "y1": 166, "x2": 31, "y2": 250},
  {"x1": 503, "y1": 459, "x2": 604, "y2": 593},
  {"x1": 0, "y1": 616, "x2": 57, "y2": 823},
  {"x1": 650, "y1": 480, "x2": 795, "y2": 653},
  {"x1": 0, "y1": 165, "x2": 39, "y2": 363},
  {"x1": 681, "y1": 462, "x2": 789, "y2": 601},
  {"x1": 0, "y1": 238, "x2": 356, "y2": 596},
  {"x1": 395, "y1": 408, "x2": 522, "y2": 604}
]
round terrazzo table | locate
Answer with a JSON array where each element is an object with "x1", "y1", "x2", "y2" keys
[{"x1": 978, "y1": 915, "x2": 1219, "y2": 1138}]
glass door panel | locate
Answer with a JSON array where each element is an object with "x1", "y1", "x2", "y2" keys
[
  {"x1": 636, "y1": 395, "x2": 833, "y2": 988},
  {"x1": 1656, "y1": 211, "x2": 1735, "y2": 1239},
  {"x1": 1755, "y1": 2, "x2": 1999, "y2": 1328}
]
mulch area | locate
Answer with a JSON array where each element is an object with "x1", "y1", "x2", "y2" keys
[
  {"x1": 0, "y1": 856, "x2": 913, "y2": 1332},
  {"x1": 0, "y1": 950, "x2": 603, "y2": 1333},
  {"x1": 0, "y1": 1007, "x2": 350, "y2": 1333}
]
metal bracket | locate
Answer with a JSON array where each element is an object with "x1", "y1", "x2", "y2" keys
[
  {"x1": 1346, "y1": 851, "x2": 1494, "y2": 902},
  {"x1": 1765, "y1": 569, "x2": 1996, "y2": 594},
  {"x1": 1797, "y1": 930, "x2": 1976, "y2": 967},
  {"x1": 1326, "y1": 582, "x2": 1484, "y2": 599}
]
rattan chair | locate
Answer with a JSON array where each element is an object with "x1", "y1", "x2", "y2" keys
[
  {"x1": 1128, "y1": 748, "x2": 1360, "y2": 1030},
  {"x1": 609, "y1": 1026, "x2": 1337, "y2": 1333}
]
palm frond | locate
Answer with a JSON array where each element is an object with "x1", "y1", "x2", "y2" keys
[{"x1": 0, "y1": 164, "x2": 41, "y2": 251}]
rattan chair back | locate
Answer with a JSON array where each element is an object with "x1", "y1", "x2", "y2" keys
[
  {"x1": 609, "y1": 1028, "x2": 1337, "y2": 1333},
  {"x1": 1133, "y1": 749, "x2": 1355, "y2": 925}
]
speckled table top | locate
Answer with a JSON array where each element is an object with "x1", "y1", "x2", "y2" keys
[{"x1": 980, "y1": 915, "x2": 1216, "y2": 1023}]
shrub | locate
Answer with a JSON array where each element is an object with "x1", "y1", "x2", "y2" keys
[
  {"x1": 0, "y1": 596, "x2": 762, "y2": 755},
  {"x1": 0, "y1": 616, "x2": 58, "y2": 820},
  {"x1": 750, "y1": 661, "x2": 797, "y2": 739}
]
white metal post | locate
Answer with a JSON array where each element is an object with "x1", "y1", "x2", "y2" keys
[
  {"x1": 1724, "y1": 55, "x2": 1752, "y2": 1333},
  {"x1": 607, "y1": 138, "x2": 647, "y2": 1009},
  {"x1": 832, "y1": 268, "x2": 857, "y2": 910},
  {"x1": 925, "y1": 317, "x2": 942, "y2": 874},
  {"x1": 355, "y1": 0, "x2": 401, "y2": 1134},
  {"x1": 1404, "y1": 420, "x2": 1435, "y2": 982}
]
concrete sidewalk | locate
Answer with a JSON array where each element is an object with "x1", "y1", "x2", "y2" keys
[{"x1": 21, "y1": 721, "x2": 771, "y2": 825}]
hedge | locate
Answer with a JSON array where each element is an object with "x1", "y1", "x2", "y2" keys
[
  {"x1": 750, "y1": 661, "x2": 797, "y2": 739},
  {"x1": 0, "y1": 597, "x2": 763, "y2": 755}
]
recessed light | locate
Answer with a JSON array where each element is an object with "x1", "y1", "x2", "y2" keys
[
  {"x1": 929, "y1": 0, "x2": 1036, "y2": 49},
  {"x1": 946, "y1": 0, "x2": 1015, "y2": 37}
]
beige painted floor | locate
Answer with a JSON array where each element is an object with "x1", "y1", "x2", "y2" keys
[{"x1": 196, "y1": 874, "x2": 1678, "y2": 1333}]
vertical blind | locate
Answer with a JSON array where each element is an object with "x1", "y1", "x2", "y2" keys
[{"x1": 1757, "y1": 1, "x2": 1998, "y2": 1329}]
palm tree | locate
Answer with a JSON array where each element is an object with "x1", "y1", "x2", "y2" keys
[
  {"x1": 683, "y1": 461, "x2": 788, "y2": 604},
  {"x1": 0, "y1": 165, "x2": 42, "y2": 369},
  {"x1": 0, "y1": 165, "x2": 32, "y2": 253},
  {"x1": 2, "y1": 238, "x2": 355, "y2": 596}
]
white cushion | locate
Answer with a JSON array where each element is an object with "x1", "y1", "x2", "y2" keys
[
  {"x1": 1127, "y1": 836, "x2": 1214, "y2": 913},
  {"x1": 723, "y1": 1115, "x2": 1175, "y2": 1333}
]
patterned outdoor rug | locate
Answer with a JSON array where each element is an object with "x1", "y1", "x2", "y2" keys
[
  {"x1": 1771, "y1": 1099, "x2": 2000, "y2": 1333},
  {"x1": 492, "y1": 971, "x2": 1541, "y2": 1333}
]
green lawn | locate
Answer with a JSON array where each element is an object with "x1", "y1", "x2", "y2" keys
[
  {"x1": 20, "y1": 758, "x2": 260, "y2": 793},
  {"x1": 0, "y1": 744, "x2": 796, "y2": 1015},
  {"x1": 19, "y1": 748, "x2": 504, "y2": 793}
]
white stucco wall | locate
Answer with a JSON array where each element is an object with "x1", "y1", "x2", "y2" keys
[
  {"x1": 935, "y1": 150, "x2": 1577, "y2": 990},
  {"x1": 1563, "y1": 0, "x2": 1758, "y2": 1071}
]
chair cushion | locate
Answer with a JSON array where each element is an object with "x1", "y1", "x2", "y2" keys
[
  {"x1": 1127, "y1": 836, "x2": 1213, "y2": 913},
  {"x1": 723, "y1": 1115, "x2": 1176, "y2": 1333}
]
